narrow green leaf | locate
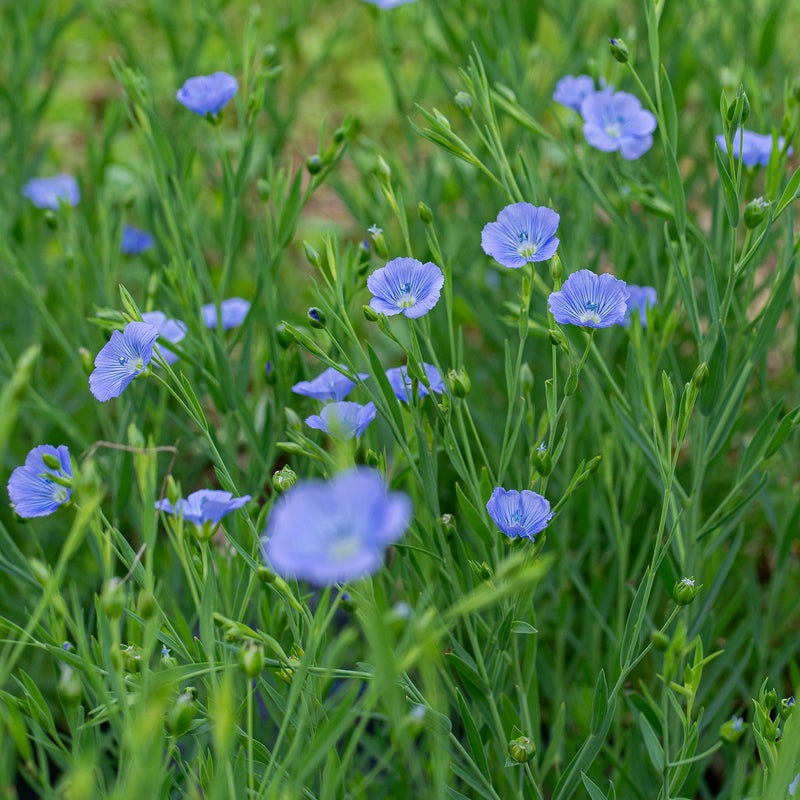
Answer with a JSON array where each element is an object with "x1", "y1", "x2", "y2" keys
[
  {"x1": 590, "y1": 669, "x2": 608, "y2": 735},
  {"x1": 699, "y1": 327, "x2": 727, "y2": 416},
  {"x1": 620, "y1": 567, "x2": 650, "y2": 669},
  {"x1": 457, "y1": 689, "x2": 491, "y2": 778},
  {"x1": 639, "y1": 714, "x2": 664, "y2": 771},
  {"x1": 714, "y1": 143, "x2": 740, "y2": 228},
  {"x1": 582, "y1": 773, "x2": 609, "y2": 800},
  {"x1": 510, "y1": 620, "x2": 538, "y2": 635},
  {"x1": 660, "y1": 65, "x2": 678, "y2": 149}
]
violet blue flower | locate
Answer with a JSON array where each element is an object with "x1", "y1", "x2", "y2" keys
[
  {"x1": 201, "y1": 297, "x2": 250, "y2": 330},
  {"x1": 480, "y1": 203, "x2": 560, "y2": 269},
  {"x1": 263, "y1": 468, "x2": 412, "y2": 586},
  {"x1": 141, "y1": 311, "x2": 187, "y2": 366},
  {"x1": 581, "y1": 89, "x2": 656, "y2": 160},
  {"x1": 7, "y1": 445, "x2": 73, "y2": 518},
  {"x1": 306, "y1": 401, "x2": 377, "y2": 440},
  {"x1": 89, "y1": 321, "x2": 159, "y2": 401},
  {"x1": 22, "y1": 175, "x2": 80, "y2": 210},
  {"x1": 790, "y1": 773, "x2": 800, "y2": 797},
  {"x1": 548, "y1": 269, "x2": 630, "y2": 328},
  {"x1": 121, "y1": 225, "x2": 155, "y2": 255},
  {"x1": 623, "y1": 284, "x2": 657, "y2": 327},
  {"x1": 155, "y1": 489, "x2": 250, "y2": 540},
  {"x1": 714, "y1": 128, "x2": 790, "y2": 167},
  {"x1": 177, "y1": 72, "x2": 239, "y2": 116},
  {"x1": 362, "y1": 0, "x2": 417, "y2": 7},
  {"x1": 385, "y1": 363, "x2": 446, "y2": 403},
  {"x1": 292, "y1": 366, "x2": 369, "y2": 402},
  {"x1": 486, "y1": 487, "x2": 553, "y2": 541},
  {"x1": 367, "y1": 258, "x2": 444, "y2": 319},
  {"x1": 553, "y1": 75, "x2": 595, "y2": 112}
]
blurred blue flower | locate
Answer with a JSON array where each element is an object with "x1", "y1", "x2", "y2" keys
[
  {"x1": 121, "y1": 225, "x2": 155, "y2": 255},
  {"x1": 486, "y1": 487, "x2": 553, "y2": 541},
  {"x1": 481, "y1": 203, "x2": 560, "y2": 269},
  {"x1": 385, "y1": 363, "x2": 445, "y2": 402},
  {"x1": 623, "y1": 284, "x2": 657, "y2": 327},
  {"x1": 142, "y1": 311, "x2": 187, "y2": 366},
  {"x1": 201, "y1": 297, "x2": 250, "y2": 330},
  {"x1": 790, "y1": 772, "x2": 800, "y2": 797},
  {"x1": 367, "y1": 258, "x2": 444, "y2": 318},
  {"x1": 155, "y1": 489, "x2": 250, "y2": 525},
  {"x1": 177, "y1": 72, "x2": 238, "y2": 116},
  {"x1": 22, "y1": 174, "x2": 80, "y2": 210},
  {"x1": 306, "y1": 401, "x2": 377, "y2": 440},
  {"x1": 292, "y1": 365, "x2": 369, "y2": 401},
  {"x1": 581, "y1": 89, "x2": 656, "y2": 160},
  {"x1": 89, "y1": 321, "x2": 159, "y2": 401},
  {"x1": 263, "y1": 468, "x2": 411, "y2": 586},
  {"x1": 553, "y1": 74, "x2": 595, "y2": 111},
  {"x1": 7, "y1": 445, "x2": 73, "y2": 518},
  {"x1": 714, "y1": 128, "x2": 791, "y2": 167},
  {"x1": 548, "y1": 269, "x2": 629, "y2": 328},
  {"x1": 362, "y1": 0, "x2": 417, "y2": 7}
]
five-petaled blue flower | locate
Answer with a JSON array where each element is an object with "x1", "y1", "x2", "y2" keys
[
  {"x1": 553, "y1": 74, "x2": 595, "y2": 112},
  {"x1": 263, "y1": 468, "x2": 412, "y2": 586},
  {"x1": 142, "y1": 311, "x2": 187, "y2": 366},
  {"x1": 581, "y1": 89, "x2": 656, "y2": 160},
  {"x1": 486, "y1": 487, "x2": 553, "y2": 541},
  {"x1": 367, "y1": 258, "x2": 444, "y2": 319},
  {"x1": 481, "y1": 203, "x2": 560, "y2": 269},
  {"x1": 7, "y1": 445, "x2": 73, "y2": 518},
  {"x1": 155, "y1": 489, "x2": 251, "y2": 540},
  {"x1": 89, "y1": 321, "x2": 159, "y2": 401},
  {"x1": 201, "y1": 297, "x2": 250, "y2": 330},
  {"x1": 548, "y1": 269, "x2": 630, "y2": 328},
  {"x1": 121, "y1": 225, "x2": 155, "y2": 255},
  {"x1": 306, "y1": 401, "x2": 377, "y2": 440},
  {"x1": 385, "y1": 363, "x2": 445, "y2": 402},
  {"x1": 177, "y1": 72, "x2": 239, "y2": 116},
  {"x1": 623, "y1": 284, "x2": 657, "y2": 328},
  {"x1": 292, "y1": 365, "x2": 369, "y2": 401},
  {"x1": 714, "y1": 128, "x2": 791, "y2": 167},
  {"x1": 22, "y1": 175, "x2": 81, "y2": 210}
]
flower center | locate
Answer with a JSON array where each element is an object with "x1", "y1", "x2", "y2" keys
[
  {"x1": 331, "y1": 534, "x2": 362, "y2": 561},
  {"x1": 605, "y1": 122, "x2": 621, "y2": 138},
  {"x1": 517, "y1": 231, "x2": 538, "y2": 258},
  {"x1": 397, "y1": 281, "x2": 417, "y2": 309},
  {"x1": 579, "y1": 300, "x2": 602, "y2": 324},
  {"x1": 118, "y1": 355, "x2": 145, "y2": 374}
]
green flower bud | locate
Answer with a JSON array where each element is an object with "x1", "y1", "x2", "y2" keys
[
  {"x1": 29, "y1": 558, "x2": 51, "y2": 586},
  {"x1": 306, "y1": 155, "x2": 322, "y2": 175},
  {"x1": 167, "y1": 688, "x2": 197, "y2": 737},
  {"x1": 781, "y1": 696, "x2": 796, "y2": 720},
  {"x1": 365, "y1": 448, "x2": 381, "y2": 467},
  {"x1": 121, "y1": 643, "x2": 142, "y2": 672},
  {"x1": 240, "y1": 642, "x2": 265, "y2": 679},
  {"x1": 548, "y1": 328, "x2": 565, "y2": 348},
  {"x1": 454, "y1": 91, "x2": 473, "y2": 116},
  {"x1": 673, "y1": 576, "x2": 699, "y2": 606},
  {"x1": 307, "y1": 307, "x2": 326, "y2": 329},
  {"x1": 418, "y1": 201, "x2": 433, "y2": 225},
  {"x1": 719, "y1": 715, "x2": 747, "y2": 743},
  {"x1": 261, "y1": 44, "x2": 277, "y2": 65},
  {"x1": 340, "y1": 592, "x2": 356, "y2": 612},
  {"x1": 432, "y1": 109, "x2": 451, "y2": 130},
  {"x1": 726, "y1": 88, "x2": 750, "y2": 126},
  {"x1": 272, "y1": 465, "x2": 297, "y2": 495},
  {"x1": 508, "y1": 734, "x2": 536, "y2": 763},
  {"x1": 608, "y1": 37, "x2": 629, "y2": 63},
  {"x1": 531, "y1": 444, "x2": 552, "y2": 477},
  {"x1": 284, "y1": 407, "x2": 304, "y2": 432},
  {"x1": 764, "y1": 687, "x2": 778, "y2": 711},
  {"x1": 257, "y1": 565, "x2": 276, "y2": 583},
  {"x1": 691, "y1": 362, "x2": 708, "y2": 389},
  {"x1": 440, "y1": 513, "x2": 456, "y2": 538},
  {"x1": 448, "y1": 368, "x2": 471, "y2": 398},
  {"x1": 101, "y1": 577, "x2": 126, "y2": 620},
  {"x1": 58, "y1": 666, "x2": 83, "y2": 707},
  {"x1": 376, "y1": 155, "x2": 392, "y2": 181},
  {"x1": 363, "y1": 304, "x2": 381, "y2": 323},
  {"x1": 651, "y1": 630, "x2": 670, "y2": 651},
  {"x1": 550, "y1": 253, "x2": 563, "y2": 285},
  {"x1": 520, "y1": 363, "x2": 534, "y2": 394},
  {"x1": 257, "y1": 179, "x2": 270, "y2": 201},
  {"x1": 470, "y1": 560, "x2": 492, "y2": 581},
  {"x1": 275, "y1": 322, "x2": 293, "y2": 349},
  {"x1": 137, "y1": 590, "x2": 156, "y2": 620},
  {"x1": 304, "y1": 241, "x2": 322, "y2": 268},
  {"x1": 585, "y1": 454, "x2": 602, "y2": 475},
  {"x1": 744, "y1": 196, "x2": 770, "y2": 229}
]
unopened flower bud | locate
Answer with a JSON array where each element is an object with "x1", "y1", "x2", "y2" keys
[
  {"x1": 691, "y1": 362, "x2": 708, "y2": 389},
  {"x1": 651, "y1": 630, "x2": 670, "y2": 651},
  {"x1": 531, "y1": 446, "x2": 552, "y2": 477},
  {"x1": 257, "y1": 565, "x2": 276, "y2": 583},
  {"x1": 418, "y1": 201, "x2": 433, "y2": 225},
  {"x1": 744, "y1": 197, "x2": 770, "y2": 229},
  {"x1": 726, "y1": 88, "x2": 750, "y2": 126},
  {"x1": 365, "y1": 448, "x2": 380, "y2": 467},
  {"x1": 275, "y1": 322, "x2": 293, "y2": 349},
  {"x1": 272, "y1": 465, "x2": 297, "y2": 494},
  {"x1": 363, "y1": 304, "x2": 380, "y2": 323},
  {"x1": 168, "y1": 688, "x2": 197, "y2": 736},
  {"x1": 548, "y1": 329, "x2": 565, "y2": 348},
  {"x1": 306, "y1": 154, "x2": 322, "y2": 175},
  {"x1": 719, "y1": 715, "x2": 747, "y2": 743},
  {"x1": 764, "y1": 687, "x2": 778, "y2": 711},
  {"x1": 261, "y1": 44, "x2": 277, "y2": 65},
  {"x1": 30, "y1": 558, "x2": 51, "y2": 586},
  {"x1": 448, "y1": 368, "x2": 471, "y2": 398},
  {"x1": 307, "y1": 307, "x2": 326, "y2": 329},
  {"x1": 781, "y1": 696, "x2": 796, "y2": 720},
  {"x1": 433, "y1": 109, "x2": 451, "y2": 130},
  {"x1": 137, "y1": 590, "x2": 156, "y2": 620},
  {"x1": 585, "y1": 455, "x2": 602, "y2": 475},
  {"x1": 673, "y1": 576, "x2": 699, "y2": 605},
  {"x1": 240, "y1": 642, "x2": 265, "y2": 679},
  {"x1": 304, "y1": 241, "x2": 322, "y2": 268},
  {"x1": 508, "y1": 734, "x2": 536, "y2": 763},
  {"x1": 121, "y1": 643, "x2": 142, "y2": 672},
  {"x1": 58, "y1": 666, "x2": 82, "y2": 706},
  {"x1": 608, "y1": 37, "x2": 629, "y2": 63},
  {"x1": 101, "y1": 577, "x2": 126, "y2": 619},
  {"x1": 376, "y1": 155, "x2": 392, "y2": 181},
  {"x1": 340, "y1": 592, "x2": 356, "y2": 612},
  {"x1": 520, "y1": 363, "x2": 534, "y2": 394},
  {"x1": 470, "y1": 560, "x2": 492, "y2": 581},
  {"x1": 284, "y1": 407, "x2": 303, "y2": 432},
  {"x1": 440, "y1": 513, "x2": 456, "y2": 538},
  {"x1": 454, "y1": 91, "x2": 473, "y2": 116}
]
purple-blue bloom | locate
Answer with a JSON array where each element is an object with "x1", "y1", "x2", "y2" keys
[
  {"x1": 89, "y1": 321, "x2": 159, "y2": 402},
  {"x1": 201, "y1": 297, "x2": 250, "y2": 330},
  {"x1": 22, "y1": 175, "x2": 81, "y2": 210},
  {"x1": 486, "y1": 487, "x2": 553, "y2": 541},
  {"x1": 367, "y1": 258, "x2": 444, "y2": 319},
  {"x1": 155, "y1": 489, "x2": 250, "y2": 526},
  {"x1": 623, "y1": 284, "x2": 657, "y2": 327},
  {"x1": 714, "y1": 128, "x2": 791, "y2": 167},
  {"x1": 7, "y1": 445, "x2": 73, "y2": 518},
  {"x1": 263, "y1": 468, "x2": 412, "y2": 586},
  {"x1": 292, "y1": 366, "x2": 369, "y2": 402},
  {"x1": 385, "y1": 363, "x2": 446, "y2": 402},
  {"x1": 581, "y1": 89, "x2": 656, "y2": 160},
  {"x1": 480, "y1": 203, "x2": 560, "y2": 269},
  {"x1": 553, "y1": 74, "x2": 595, "y2": 112},
  {"x1": 306, "y1": 401, "x2": 377, "y2": 440},
  {"x1": 141, "y1": 311, "x2": 187, "y2": 366},
  {"x1": 177, "y1": 72, "x2": 239, "y2": 116},
  {"x1": 362, "y1": 0, "x2": 417, "y2": 7},
  {"x1": 121, "y1": 225, "x2": 155, "y2": 255},
  {"x1": 548, "y1": 269, "x2": 630, "y2": 328}
]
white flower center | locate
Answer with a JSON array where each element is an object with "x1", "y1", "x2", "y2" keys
[
  {"x1": 516, "y1": 231, "x2": 538, "y2": 258},
  {"x1": 331, "y1": 534, "x2": 361, "y2": 561},
  {"x1": 397, "y1": 281, "x2": 416, "y2": 309},
  {"x1": 605, "y1": 123, "x2": 621, "y2": 138},
  {"x1": 119, "y1": 355, "x2": 145, "y2": 374},
  {"x1": 579, "y1": 300, "x2": 602, "y2": 324}
]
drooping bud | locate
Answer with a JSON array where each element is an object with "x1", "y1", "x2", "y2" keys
[
  {"x1": 363, "y1": 304, "x2": 381, "y2": 323},
  {"x1": 673, "y1": 576, "x2": 699, "y2": 606},
  {"x1": 272, "y1": 465, "x2": 297, "y2": 494},
  {"x1": 304, "y1": 241, "x2": 322, "y2": 268},
  {"x1": 744, "y1": 196, "x2": 770, "y2": 229},
  {"x1": 454, "y1": 91, "x2": 473, "y2": 116},
  {"x1": 608, "y1": 37, "x2": 629, "y2": 63},
  {"x1": 418, "y1": 201, "x2": 433, "y2": 225},
  {"x1": 548, "y1": 329, "x2": 565, "y2": 348},
  {"x1": 307, "y1": 307, "x2": 326, "y2": 329}
]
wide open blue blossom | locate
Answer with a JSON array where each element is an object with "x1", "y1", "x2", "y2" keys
[
  {"x1": 581, "y1": 89, "x2": 656, "y2": 160},
  {"x1": 177, "y1": 72, "x2": 239, "y2": 116},
  {"x1": 623, "y1": 284, "x2": 657, "y2": 327},
  {"x1": 89, "y1": 321, "x2": 159, "y2": 401},
  {"x1": 481, "y1": 203, "x2": 560, "y2": 269},
  {"x1": 121, "y1": 225, "x2": 155, "y2": 255},
  {"x1": 142, "y1": 311, "x2": 187, "y2": 366},
  {"x1": 548, "y1": 269, "x2": 629, "y2": 328},
  {"x1": 553, "y1": 74, "x2": 595, "y2": 111},
  {"x1": 486, "y1": 487, "x2": 553, "y2": 541},
  {"x1": 7, "y1": 445, "x2": 73, "y2": 518},
  {"x1": 367, "y1": 258, "x2": 444, "y2": 319},
  {"x1": 714, "y1": 128, "x2": 791, "y2": 167},
  {"x1": 385, "y1": 363, "x2": 445, "y2": 402},
  {"x1": 263, "y1": 468, "x2": 412, "y2": 586},
  {"x1": 155, "y1": 489, "x2": 250, "y2": 540},
  {"x1": 292, "y1": 366, "x2": 369, "y2": 401},
  {"x1": 306, "y1": 401, "x2": 377, "y2": 440},
  {"x1": 201, "y1": 297, "x2": 250, "y2": 330},
  {"x1": 22, "y1": 175, "x2": 81, "y2": 210}
]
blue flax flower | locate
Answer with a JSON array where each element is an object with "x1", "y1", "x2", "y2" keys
[
  {"x1": 581, "y1": 89, "x2": 656, "y2": 160},
  {"x1": 623, "y1": 284, "x2": 657, "y2": 327},
  {"x1": 89, "y1": 321, "x2": 159, "y2": 401},
  {"x1": 362, "y1": 0, "x2": 417, "y2": 7},
  {"x1": 385, "y1": 363, "x2": 445, "y2": 402},
  {"x1": 306, "y1": 401, "x2": 377, "y2": 440},
  {"x1": 263, "y1": 468, "x2": 411, "y2": 586},
  {"x1": 292, "y1": 365, "x2": 369, "y2": 401},
  {"x1": 548, "y1": 269, "x2": 629, "y2": 328},
  {"x1": 142, "y1": 311, "x2": 187, "y2": 366},
  {"x1": 201, "y1": 297, "x2": 250, "y2": 330},
  {"x1": 7, "y1": 445, "x2": 73, "y2": 518},
  {"x1": 553, "y1": 74, "x2": 595, "y2": 111},
  {"x1": 481, "y1": 203, "x2": 560, "y2": 269},
  {"x1": 121, "y1": 225, "x2": 155, "y2": 255},
  {"x1": 22, "y1": 175, "x2": 80, "y2": 210},
  {"x1": 486, "y1": 487, "x2": 553, "y2": 541},
  {"x1": 790, "y1": 773, "x2": 800, "y2": 797},
  {"x1": 177, "y1": 72, "x2": 238, "y2": 116},
  {"x1": 714, "y1": 128, "x2": 791, "y2": 167},
  {"x1": 367, "y1": 258, "x2": 444, "y2": 319},
  {"x1": 155, "y1": 489, "x2": 250, "y2": 540}
]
